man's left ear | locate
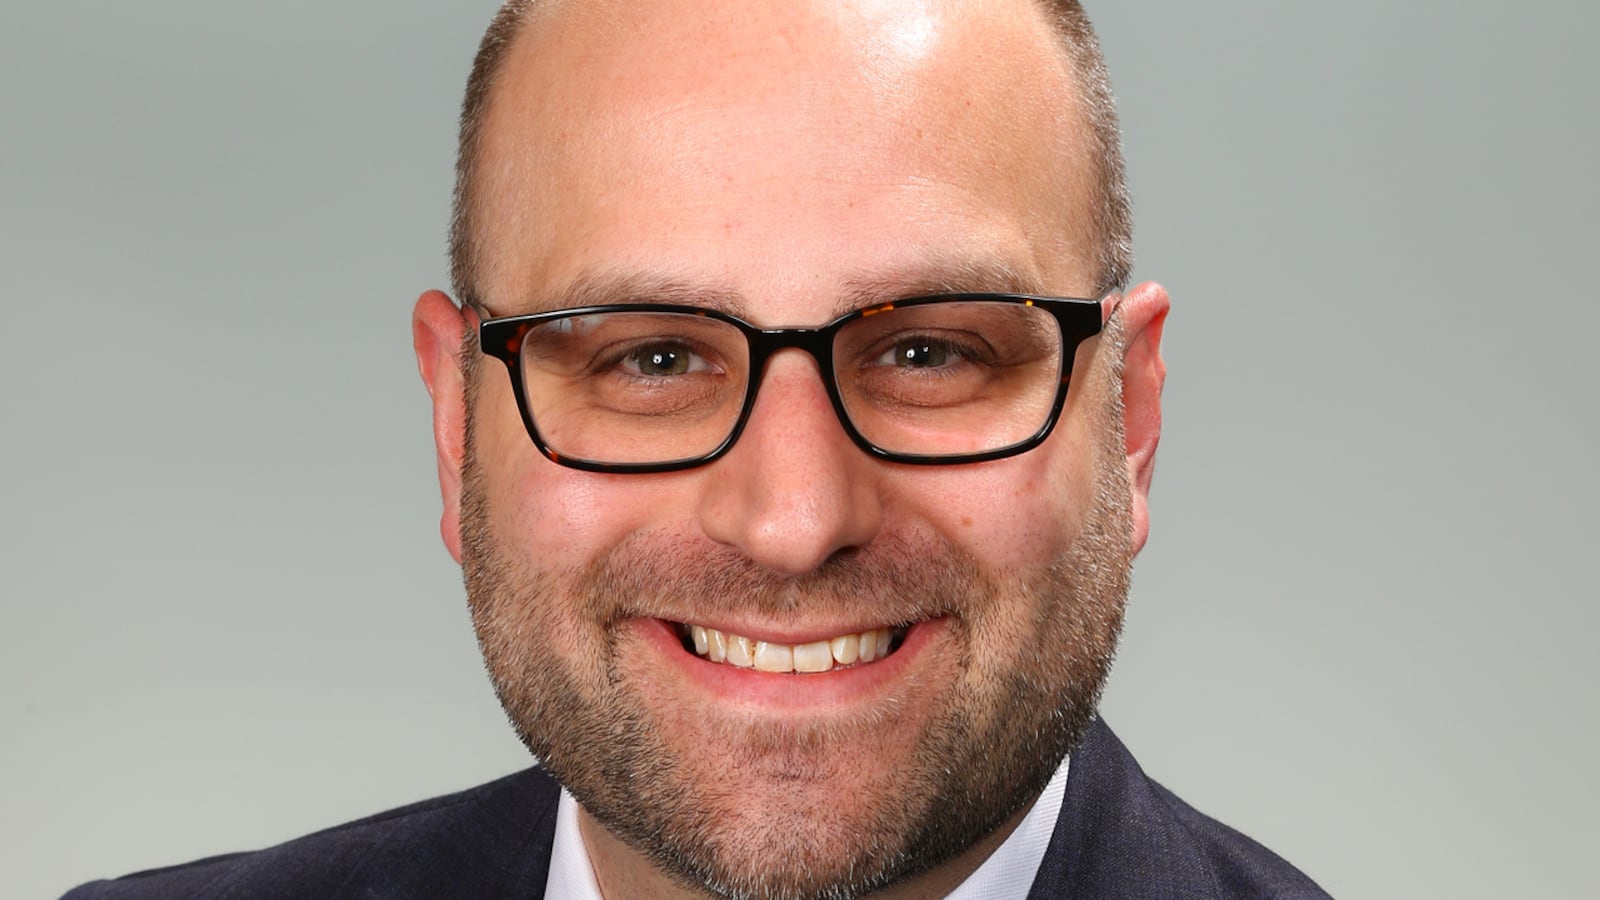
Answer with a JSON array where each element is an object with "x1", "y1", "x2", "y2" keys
[{"x1": 1113, "y1": 282, "x2": 1169, "y2": 555}]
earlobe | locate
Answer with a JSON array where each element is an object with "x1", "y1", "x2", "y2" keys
[
  {"x1": 412, "y1": 290, "x2": 471, "y2": 563},
  {"x1": 1113, "y1": 282, "x2": 1169, "y2": 555}
]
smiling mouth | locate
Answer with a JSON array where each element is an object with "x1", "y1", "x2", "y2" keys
[{"x1": 675, "y1": 623, "x2": 909, "y2": 673}]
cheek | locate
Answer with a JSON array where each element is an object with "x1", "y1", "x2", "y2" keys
[
  {"x1": 474, "y1": 391, "x2": 702, "y2": 565},
  {"x1": 905, "y1": 429, "x2": 1096, "y2": 572},
  {"x1": 471, "y1": 380, "x2": 611, "y2": 563},
  {"x1": 486, "y1": 462, "x2": 656, "y2": 568}
]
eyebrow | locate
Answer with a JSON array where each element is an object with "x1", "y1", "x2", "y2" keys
[
  {"x1": 484, "y1": 270, "x2": 745, "y2": 318},
  {"x1": 836, "y1": 257, "x2": 1049, "y2": 315},
  {"x1": 481, "y1": 255, "x2": 1051, "y2": 322}
]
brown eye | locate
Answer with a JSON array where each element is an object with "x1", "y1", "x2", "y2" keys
[
  {"x1": 627, "y1": 345, "x2": 690, "y2": 376},
  {"x1": 891, "y1": 342, "x2": 947, "y2": 367},
  {"x1": 871, "y1": 338, "x2": 971, "y2": 369}
]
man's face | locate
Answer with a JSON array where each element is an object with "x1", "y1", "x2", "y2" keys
[{"x1": 431, "y1": 1, "x2": 1158, "y2": 897}]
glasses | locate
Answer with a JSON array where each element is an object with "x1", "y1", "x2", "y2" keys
[{"x1": 477, "y1": 293, "x2": 1103, "y2": 473}]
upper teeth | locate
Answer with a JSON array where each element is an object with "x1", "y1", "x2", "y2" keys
[{"x1": 690, "y1": 625, "x2": 897, "y2": 673}]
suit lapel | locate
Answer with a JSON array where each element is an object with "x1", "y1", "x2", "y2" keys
[{"x1": 1025, "y1": 717, "x2": 1221, "y2": 899}]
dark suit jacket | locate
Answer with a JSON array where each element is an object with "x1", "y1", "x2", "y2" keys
[{"x1": 65, "y1": 718, "x2": 1329, "y2": 898}]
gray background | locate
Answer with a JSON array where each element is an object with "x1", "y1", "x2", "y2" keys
[{"x1": 4, "y1": 1, "x2": 1596, "y2": 897}]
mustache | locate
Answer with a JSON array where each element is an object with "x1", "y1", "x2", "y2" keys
[{"x1": 572, "y1": 528, "x2": 990, "y2": 627}]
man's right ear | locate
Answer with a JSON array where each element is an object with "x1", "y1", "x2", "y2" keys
[{"x1": 412, "y1": 290, "x2": 471, "y2": 563}]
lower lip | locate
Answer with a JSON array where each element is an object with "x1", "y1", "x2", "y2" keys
[{"x1": 626, "y1": 617, "x2": 949, "y2": 712}]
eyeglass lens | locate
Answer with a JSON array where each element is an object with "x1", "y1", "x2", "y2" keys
[{"x1": 517, "y1": 301, "x2": 1066, "y2": 467}]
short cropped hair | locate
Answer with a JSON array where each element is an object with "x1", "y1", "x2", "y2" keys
[{"x1": 448, "y1": 0, "x2": 1131, "y2": 304}]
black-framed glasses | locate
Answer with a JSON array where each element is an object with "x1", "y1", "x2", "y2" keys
[{"x1": 478, "y1": 293, "x2": 1104, "y2": 473}]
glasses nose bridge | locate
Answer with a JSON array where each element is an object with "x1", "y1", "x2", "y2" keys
[
  {"x1": 741, "y1": 323, "x2": 846, "y2": 416},
  {"x1": 748, "y1": 324, "x2": 835, "y2": 369}
]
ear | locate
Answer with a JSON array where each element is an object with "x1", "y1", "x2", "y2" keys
[
  {"x1": 412, "y1": 290, "x2": 471, "y2": 563},
  {"x1": 1111, "y1": 282, "x2": 1169, "y2": 555}
]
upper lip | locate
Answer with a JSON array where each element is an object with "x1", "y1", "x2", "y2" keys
[{"x1": 661, "y1": 617, "x2": 919, "y2": 645}]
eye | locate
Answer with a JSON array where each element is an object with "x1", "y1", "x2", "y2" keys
[
  {"x1": 871, "y1": 338, "x2": 965, "y2": 369},
  {"x1": 621, "y1": 342, "x2": 709, "y2": 377}
]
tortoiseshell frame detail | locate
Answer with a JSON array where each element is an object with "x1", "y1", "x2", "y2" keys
[{"x1": 477, "y1": 292, "x2": 1104, "y2": 473}]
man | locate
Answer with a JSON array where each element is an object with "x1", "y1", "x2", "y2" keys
[{"x1": 69, "y1": 0, "x2": 1328, "y2": 897}]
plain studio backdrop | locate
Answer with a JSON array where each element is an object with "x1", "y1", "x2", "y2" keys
[{"x1": 4, "y1": 2, "x2": 1595, "y2": 897}]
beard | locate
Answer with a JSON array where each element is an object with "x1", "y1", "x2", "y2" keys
[{"x1": 457, "y1": 315, "x2": 1136, "y2": 900}]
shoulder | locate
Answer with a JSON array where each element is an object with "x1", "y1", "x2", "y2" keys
[
  {"x1": 1032, "y1": 718, "x2": 1331, "y2": 900},
  {"x1": 1143, "y1": 777, "x2": 1331, "y2": 899},
  {"x1": 63, "y1": 767, "x2": 562, "y2": 900}
]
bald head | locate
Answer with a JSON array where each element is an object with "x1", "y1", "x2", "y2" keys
[{"x1": 447, "y1": 0, "x2": 1130, "y2": 306}]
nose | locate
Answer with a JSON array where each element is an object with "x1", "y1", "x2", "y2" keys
[{"x1": 696, "y1": 351, "x2": 885, "y2": 575}]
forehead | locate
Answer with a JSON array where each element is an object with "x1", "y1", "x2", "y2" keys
[{"x1": 472, "y1": 0, "x2": 1098, "y2": 318}]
